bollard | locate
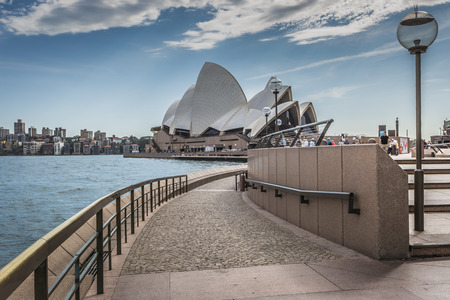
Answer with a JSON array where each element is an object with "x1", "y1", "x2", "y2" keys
[{"x1": 239, "y1": 174, "x2": 245, "y2": 191}]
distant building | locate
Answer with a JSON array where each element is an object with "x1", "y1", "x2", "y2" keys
[
  {"x1": 28, "y1": 126, "x2": 37, "y2": 137},
  {"x1": 123, "y1": 144, "x2": 130, "y2": 154},
  {"x1": 80, "y1": 129, "x2": 93, "y2": 140},
  {"x1": 94, "y1": 130, "x2": 106, "y2": 141},
  {"x1": 64, "y1": 142, "x2": 71, "y2": 155},
  {"x1": 0, "y1": 127, "x2": 9, "y2": 140},
  {"x1": 104, "y1": 145, "x2": 111, "y2": 155},
  {"x1": 42, "y1": 143, "x2": 54, "y2": 155},
  {"x1": 444, "y1": 120, "x2": 450, "y2": 135},
  {"x1": 83, "y1": 144, "x2": 90, "y2": 155},
  {"x1": 6, "y1": 134, "x2": 16, "y2": 142},
  {"x1": 54, "y1": 127, "x2": 66, "y2": 138},
  {"x1": 14, "y1": 119, "x2": 25, "y2": 135},
  {"x1": 16, "y1": 133, "x2": 26, "y2": 143},
  {"x1": 131, "y1": 144, "x2": 139, "y2": 153},
  {"x1": 54, "y1": 142, "x2": 64, "y2": 155},
  {"x1": 42, "y1": 127, "x2": 53, "y2": 137},
  {"x1": 113, "y1": 145, "x2": 121, "y2": 154},
  {"x1": 92, "y1": 145, "x2": 100, "y2": 155},
  {"x1": 73, "y1": 142, "x2": 81, "y2": 155},
  {"x1": 23, "y1": 141, "x2": 44, "y2": 155}
]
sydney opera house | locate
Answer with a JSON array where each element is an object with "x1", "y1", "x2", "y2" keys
[{"x1": 150, "y1": 62, "x2": 317, "y2": 153}]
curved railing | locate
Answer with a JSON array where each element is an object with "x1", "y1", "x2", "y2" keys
[
  {"x1": 0, "y1": 174, "x2": 188, "y2": 300},
  {"x1": 254, "y1": 119, "x2": 334, "y2": 148}
]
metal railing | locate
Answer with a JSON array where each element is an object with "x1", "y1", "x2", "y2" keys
[
  {"x1": 246, "y1": 178, "x2": 360, "y2": 215},
  {"x1": 254, "y1": 119, "x2": 334, "y2": 148},
  {"x1": 0, "y1": 174, "x2": 188, "y2": 300}
]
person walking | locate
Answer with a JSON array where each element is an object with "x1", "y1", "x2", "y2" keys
[{"x1": 380, "y1": 132, "x2": 389, "y2": 153}]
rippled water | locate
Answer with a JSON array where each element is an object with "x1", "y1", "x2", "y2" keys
[{"x1": 0, "y1": 155, "x2": 244, "y2": 268}]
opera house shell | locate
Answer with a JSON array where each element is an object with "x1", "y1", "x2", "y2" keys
[{"x1": 151, "y1": 62, "x2": 317, "y2": 153}]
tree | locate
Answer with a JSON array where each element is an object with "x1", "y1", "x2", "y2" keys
[{"x1": 138, "y1": 136, "x2": 150, "y2": 151}]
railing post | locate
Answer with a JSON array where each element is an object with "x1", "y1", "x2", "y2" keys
[
  {"x1": 146, "y1": 184, "x2": 149, "y2": 216},
  {"x1": 158, "y1": 181, "x2": 161, "y2": 206},
  {"x1": 96, "y1": 209, "x2": 104, "y2": 294},
  {"x1": 150, "y1": 183, "x2": 153, "y2": 213},
  {"x1": 131, "y1": 189, "x2": 135, "y2": 234},
  {"x1": 141, "y1": 185, "x2": 145, "y2": 221},
  {"x1": 185, "y1": 175, "x2": 188, "y2": 193},
  {"x1": 124, "y1": 206, "x2": 128, "y2": 243},
  {"x1": 172, "y1": 177, "x2": 175, "y2": 199},
  {"x1": 34, "y1": 258, "x2": 48, "y2": 300},
  {"x1": 116, "y1": 196, "x2": 122, "y2": 255},
  {"x1": 75, "y1": 259, "x2": 80, "y2": 300},
  {"x1": 107, "y1": 223, "x2": 112, "y2": 270},
  {"x1": 165, "y1": 179, "x2": 168, "y2": 202},
  {"x1": 179, "y1": 176, "x2": 182, "y2": 195}
]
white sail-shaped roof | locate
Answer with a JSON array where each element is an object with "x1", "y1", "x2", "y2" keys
[
  {"x1": 158, "y1": 62, "x2": 314, "y2": 140},
  {"x1": 190, "y1": 62, "x2": 247, "y2": 137},
  {"x1": 169, "y1": 85, "x2": 195, "y2": 135},
  {"x1": 162, "y1": 99, "x2": 180, "y2": 127}
]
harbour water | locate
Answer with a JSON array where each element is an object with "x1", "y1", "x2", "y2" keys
[{"x1": 0, "y1": 155, "x2": 244, "y2": 268}]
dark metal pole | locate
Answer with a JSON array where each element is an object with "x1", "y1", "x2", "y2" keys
[
  {"x1": 115, "y1": 196, "x2": 122, "y2": 255},
  {"x1": 96, "y1": 209, "x2": 104, "y2": 294},
  {"x1": 274, "y1": 90, "x2": 279, "y2": 132},
  {"x1": 35, "y1": 259, "x2": 48, "y2": 300},
  {"x1": 414, "y1": 52, "x2": 424, "y2": 231},
  {"x1": 265, "y1": 115, "x2": 268, "y2": 136},
  {"x1": 396, "y1": 117, "x2": 399, "y2": 137}
]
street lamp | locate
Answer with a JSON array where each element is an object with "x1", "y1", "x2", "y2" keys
[
  {"x1": 262, "y1": 106, "x2": 271, "y2": 136},
  {"x1": 269, "y1": 77, "x2": 282, "y2": 133},
  {"x1": 397, "y1": 6, "x2": 438, "y2": 231}
]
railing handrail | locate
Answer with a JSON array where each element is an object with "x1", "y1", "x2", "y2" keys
[
  {"x1": 261, "y1": 119, "x2": 333, "y2": 139},
  {"x1": 245, "y1": 178, "x2": 360, "y2": 215},
  {"x1": 0, "y1": 173, "x2": 188, "y2": 299},
  {"x1": 254, "y1": 119, "x2": 334, "y2": 148}
]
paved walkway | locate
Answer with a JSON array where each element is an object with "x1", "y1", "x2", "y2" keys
[{"x1": 86, "y1": 176, "x2": 450, "y2": 300}]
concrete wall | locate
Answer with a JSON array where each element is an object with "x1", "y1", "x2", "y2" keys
[{"x1": 247, "y1": 145, "x2": 409, "y2": 260}]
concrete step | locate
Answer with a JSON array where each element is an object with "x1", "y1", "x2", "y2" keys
[
  {"x1": 408, "y1": 182, "x2": 450, "y2": 189},
  {"x1": 410, "y1": 243, "x2": 450, "y2": 257},
  {"x1": 409, "y1": 205, "x2": 450, "y2": 212},
  {"x1": 396, "y1": 158, "x2": 450, "y2": 164},
  {"x1": 404, "y1": 169, "x2": 450, "y2": 174}
]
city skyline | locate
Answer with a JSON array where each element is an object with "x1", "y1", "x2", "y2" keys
[{"x1": 1, "y1": 1, "x2": 450, "y2": 139}]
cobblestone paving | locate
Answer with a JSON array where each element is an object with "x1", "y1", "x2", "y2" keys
[{"x1": 122, "y1": 177, "x2": 341, "y2": 275}]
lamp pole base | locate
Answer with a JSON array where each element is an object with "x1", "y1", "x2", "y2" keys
[{"x1": 414, "y1": 169, "x2": 424, "y2": 231}]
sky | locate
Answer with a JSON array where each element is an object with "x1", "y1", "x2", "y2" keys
[{"x1": 0, "y1": 0, "x2": 449, "y2": 139}]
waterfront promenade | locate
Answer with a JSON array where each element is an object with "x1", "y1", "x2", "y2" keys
[{"x1": 85, "y1": 175, "x2": 450, "y2": 300}]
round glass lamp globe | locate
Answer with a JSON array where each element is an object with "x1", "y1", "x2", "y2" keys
[
  {"x1": 397, "y1": 10, "x2": 438, "y2": 52},
  {"x1": 262, "y1": 107, "x2": 271, "y2": 116},
  {"x1": 269, "y1": 77, "x2": 282, "y2": 92}
]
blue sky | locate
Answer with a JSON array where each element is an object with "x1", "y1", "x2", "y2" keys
[{"x1": 1, "y1": 0, "x2": 449, "y2": 139}]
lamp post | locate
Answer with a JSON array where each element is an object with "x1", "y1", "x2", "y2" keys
[
  {"x1": 397, "y1": 6, "x2": 438, "y2": 231},
  {"x1": 269, "y1": 77, "x2": 282, "y2": 133},
  {"x1": 262, "y1": 106, "x2": 271, "y2": 136}
]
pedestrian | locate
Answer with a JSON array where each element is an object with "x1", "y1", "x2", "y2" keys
[
  {"x1": 281, "y1": 138, "x2": 287, "y2": 147},
  {"x1": 309, "y1": 138, "x2": 315, "y2": 147},
  {"x1": 388, "y1": 139, "x2": 394, "y2": 155},
  {"x1": 327, "y1": 138, "x2": 332, "y2": 145},
  {"x1": 380, "y1": 132, "x2": 389, "y2": 153}
]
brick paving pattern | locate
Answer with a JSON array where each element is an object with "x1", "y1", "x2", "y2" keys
[{"x1": 122, "y1": 177, "x2": 341, "y2": 275}]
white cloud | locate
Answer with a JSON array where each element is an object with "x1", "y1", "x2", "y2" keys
[
  {"x1": 1, "y1": 0, "x2": 449, "y2": 50},
  {"x1": 249, "y1": 45, "x2": 401, "y2": 80},
  {"x1": 306, "y1": 85, "x2": 360, "y2": 100}
]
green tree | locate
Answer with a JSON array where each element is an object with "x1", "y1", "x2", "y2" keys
[{"x1": 138, "y1": 136, "x2": 150, "y2": 151}]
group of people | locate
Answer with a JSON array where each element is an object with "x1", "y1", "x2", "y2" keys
[
  {"x1": 283, "y1": 138, "x2": 316, "y2": 147},
  {"x1": 379, "y1": 132, "x2": 399, "y2": 155}
]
